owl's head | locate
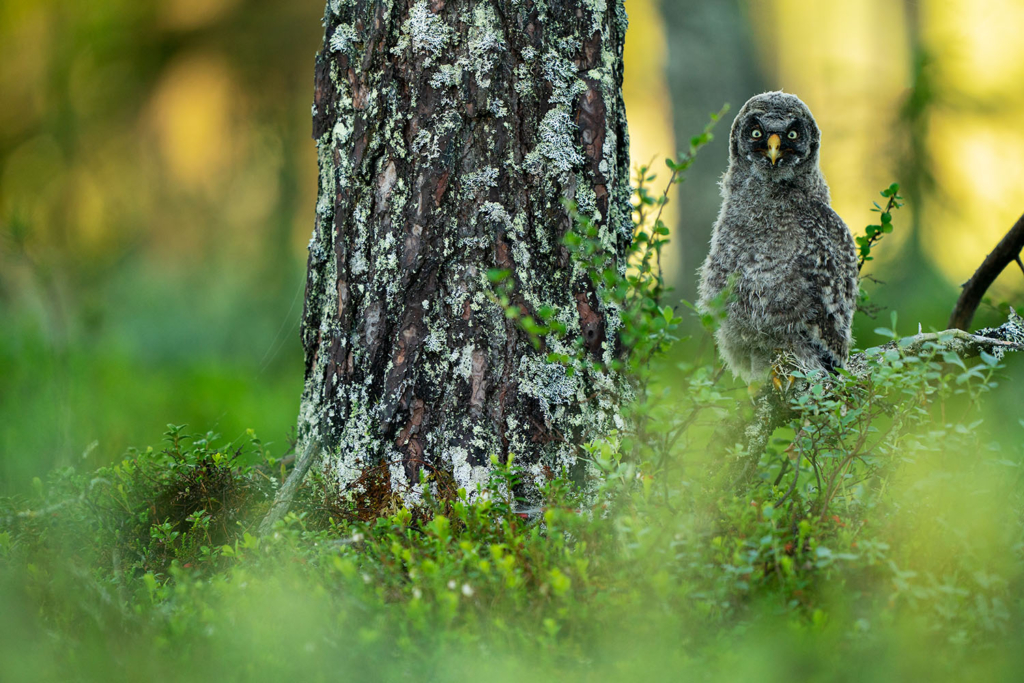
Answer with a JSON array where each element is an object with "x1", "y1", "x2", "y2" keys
[{"x1": 729, "y1": 91, "x2": 821, "y2": 183}]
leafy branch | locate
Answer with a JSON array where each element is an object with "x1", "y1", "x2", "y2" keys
[
  {"x1": 857, "y1": 183, "x2": 903, "y2": 272},
  {"x1": 568, "y1": 104, "x2": 730, "y2": 371},
  {"x1": 488, "y1": 106, "x2": 730, "y2": 379}
]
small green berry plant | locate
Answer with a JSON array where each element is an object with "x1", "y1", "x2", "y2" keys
[
  {"x1": 857, "y1": 182, "x2": 903, "y2": 272},
  {"x1": 856, "y1": 183, "x2": 904, "y2": 318}
]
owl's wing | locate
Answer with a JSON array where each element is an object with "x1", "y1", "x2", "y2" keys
[{"x1": 796, "y1": 202, "x2": 859, "y2": 372}]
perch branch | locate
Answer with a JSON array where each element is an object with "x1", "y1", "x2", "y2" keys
[
  {"x1": 728, "y1": 309, "x2": 1024, "y2": 484},
  {"x1": 258, "y1": 437, "x2": 320, "y2": 535},
  {"x1": 851, "y1": 320, "x2": 1024, "y2": 366},
  {"x1": 948, "y1": 212, "x2": 1024, "y2": 330}
]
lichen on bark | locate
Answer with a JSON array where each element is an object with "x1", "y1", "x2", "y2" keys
[{"x1": 299, "y1": 0, "x2": 632, "y2": 510}]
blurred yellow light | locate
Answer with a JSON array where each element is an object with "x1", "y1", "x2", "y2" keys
[
  {"x1": 926, "y1": 0, "x2": 1024, "y2": 99},
  {"x1": 0, "y1": 6, "x2": 51, "y2": 140},
  {"x1": 147, "y1": 53, "x2": 235, "y2": 192},
  {"x1": 160, "y1": 0, "x2": 242, "y2": 31},
  {"x1": 925, "y1": 113, "x2": 1024, "y2": 298},
  {"x1": 622, "y1": 0, "x2": 676, "y2": 269},
  {"x1": 72, "y1": 170, "x2": 108, "y2": 249}
]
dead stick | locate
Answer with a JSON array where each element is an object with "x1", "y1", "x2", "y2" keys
[{"x1": 258, "y1": 437, "x2": 321, "y2": 535}]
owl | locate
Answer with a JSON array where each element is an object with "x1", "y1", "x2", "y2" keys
[{"x1": 697, "y1": 91, "x2": 858, "y2": 383}]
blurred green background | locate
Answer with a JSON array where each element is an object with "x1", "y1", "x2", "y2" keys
[{"x1": 2, "y1": 0, "x2": 1022, "y2": 492}]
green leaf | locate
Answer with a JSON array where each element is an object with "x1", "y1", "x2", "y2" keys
[
  {"x1": 487, "y1": 268, "x2": 511, "y2": 283},
  {"x1": 979, "y1": 351, "x2": 999, "y2": 367}
]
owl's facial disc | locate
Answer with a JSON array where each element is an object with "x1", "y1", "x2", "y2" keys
[{"x1": 741, "y1": 113, "x2": 812, "y2": 178}]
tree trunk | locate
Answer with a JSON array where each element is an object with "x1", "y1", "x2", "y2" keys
[{"x1": 298, "y1": 0, "x2": 631, "y2": 511}]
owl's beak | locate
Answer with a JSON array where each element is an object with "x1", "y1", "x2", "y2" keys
[{"x1": 766, "y1": 134, "x2": 782, "y2": 166}]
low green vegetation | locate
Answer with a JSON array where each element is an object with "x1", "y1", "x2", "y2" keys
[
  {"x1": 3, "y1": 341, "x2": 1022, "y2": 681},
  {"x1": 3, "y1": 118, "x2": 1023, "y2": 681}
]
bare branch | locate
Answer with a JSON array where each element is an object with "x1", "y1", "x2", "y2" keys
[{"x1": 948, "y1": 212, "x2": 1024, "y2": 330}]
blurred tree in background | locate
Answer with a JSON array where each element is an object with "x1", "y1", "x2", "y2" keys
[
  {"x1": 0, "y1": 0, "x2": 326, "y2": 488},
  {"x1": 660, "y1": 0, "x2": 763, "y2": 304}
]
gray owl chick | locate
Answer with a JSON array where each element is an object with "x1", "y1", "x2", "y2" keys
[{"x1": 698, "y1": 91, "x2": 858, "y2": 382}]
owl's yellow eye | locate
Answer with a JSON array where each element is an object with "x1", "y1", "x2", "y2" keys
[
  {"x1": 751, "y1": 129, "x2": 763, "y2": 139},
  {"x1": 787, "y1": 130, "x2": 799, "y2": 140}
]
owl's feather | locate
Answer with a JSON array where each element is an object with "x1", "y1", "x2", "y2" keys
[{"x1": 698, "y1": 92, "x2": 858, "y2": 382}]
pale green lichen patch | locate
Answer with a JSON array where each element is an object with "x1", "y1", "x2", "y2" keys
[
  {"x1": 487, "y1": 98, "x2": 508, "y2": 118},
  {"x1": 461, "y1": 167, "x2": 498, "y2": 198},
  {"x1": 526, "y1": 108, "x2": 585, "y2": 176},
  {"x1": 455, "y1": 343, "x2": 477, "y2": 379},
  {"x1": 429, "y1": 64, "x2": 462, "y2": 90},
  {"x1": 542, "y1": 51, "x2": 587, "y2": 106},
  {"x1": 518, "y1": 356, "x2": 581, "y2": 424},
  {"x1": 448, "y1": 446, "x2": 492, "y2": 495},
  {"x1": 478, "y1": 201, "x2": 512, "y2": 230},
  {"x1": 326, "y1": 0, "x2": 355, "y2": 17},
  {"x1": 466, "y1": 4, "x2": 504, "y2": 87},
  {"x1": 329, "y1": 24, "x2": 357, "y2": 54},
  {"x1": 393, "y1": 1, "x2": 453, "y2": 66}
]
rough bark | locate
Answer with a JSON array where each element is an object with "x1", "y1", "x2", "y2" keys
[{"x1": 298, "y1": 0, "x2": 631, "y2": 509}]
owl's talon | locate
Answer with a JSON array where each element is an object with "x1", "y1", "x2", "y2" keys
[{"x1": 769, "y1": 365, "x2": 795, "y2": 395}]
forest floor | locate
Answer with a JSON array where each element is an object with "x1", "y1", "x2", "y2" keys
[{"x1": 4, "y1": 344, "x2": 1024, "y2": 682}]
